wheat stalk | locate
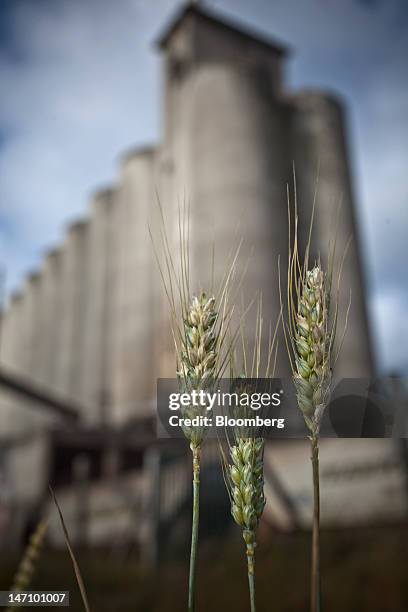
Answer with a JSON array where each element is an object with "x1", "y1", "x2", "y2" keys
[
  {"x1": 50, "y1": 487, "x2": 91, "y2": 612},
  {"x1": 178, "y1": 290, "x2": 220, "y2": 612},
  {"x1": 228, "y1": 435, "x2": 265, "y2": 612},
  {"x1": 280, "y1": 172, "x2": 350, "y2": 612},
  {"x1": 222, "y1": 299, "x2": 279, "y2": 612},
  {"x1": 150, "y1": 200, "x2": 241, "y2": 612},
  {"x1": 292, "y1": 263, "x2": 329, "y2": 612}
]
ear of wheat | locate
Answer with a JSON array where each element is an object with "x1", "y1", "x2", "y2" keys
[
  {"x1": 229, "y1": 436, "x2": 265, "y2": 573},
  {"x1": 281, "y1": 175, "x2": 350, "y2": 612},
  {"x1": 179, "y1": 290, "x2": 220, "y2": 612},
  {"x1": 223, "y1": 299, "x2": 279, "y2": 612},
  {"x1": 292, "y1": 264, "x2": 333, "y2": 437},
  {"x1": 178, "y1": 291, "x2": 218, "y2": 448},
  {"x1": 5, "y1": 519, "x2": 48, "y2": 612},
  {"x1": 291, "y1": 262, "x2": 331, "y2": 612},
  {"x1": 151, "y1": 201, "x2": 240, "y2": 612}
]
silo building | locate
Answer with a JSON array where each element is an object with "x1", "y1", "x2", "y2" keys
[{"x1": 0, "y1": 2, "x2": 387, "y2": 550}]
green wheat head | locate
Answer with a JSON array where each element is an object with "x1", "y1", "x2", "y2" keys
[
  {"x1": 229, "y1": 437, "x2": 265, "y2": 573},
  {"x1": 7, "y1": 519, "x2": 48, "y2": 601},
  {"x1": 282, "y1": 177, "x2": 350, "y2": 436},
  {"x1": 223, "y1": 298, "x2": 280, "y2": 581},
  {"x1": 178, "y1": 291, "x2": 219, "y2": 446},
  {"x1": 151, "y1": 200, "x2": 241, "y2": 447}
]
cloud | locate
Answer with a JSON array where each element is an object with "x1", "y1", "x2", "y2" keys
[{"x1": 0, "y1": 0, "x2": 179, "y2": 291}]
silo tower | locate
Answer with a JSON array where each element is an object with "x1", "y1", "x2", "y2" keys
[
  {"x1": 157, "y1": 3, "x2": 373, "y2": 378},
  {"x1": 158, "y1": 3, "x2": 293, "y2": 375}
]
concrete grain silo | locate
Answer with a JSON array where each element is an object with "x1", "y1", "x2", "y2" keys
[
  {"x1": 0, "y1": 306, "x2": 15, "y2": 438},
  {"x1": 2, "y1": 1, "x2": 374, "y2": 439},
  {"x1": 1, "y1": 292, "x2": 24, "y2": 375},
  {"x1": 20, "y1": 273, "x2": 42, "y2": 380},
  {"x1": 55, "y1": 221, "x2": 89, "y2": 407},
  {"x1": 36, "y1": 248, "x2": 63, "y2": 391},
  {"x1": 81, "y1": 188, "x2": 116, "y2": 424},
  {"x1": 159, "y1": 5, "x2": 293, "y2": 374},
  {"x1": 0, "y1": 292, "x2": 26, "y2": 436},
  {"x1": 290, "y1": 91, "x2": 373, "y2": 376},
  {"x1": 112, "y1": 149, "x2": 160, "y2": 422},
  {"x1": 18, "y1": 272, "x2": 49, "y2": 432},
  {"x1": 157, "y1": 4, "x2": 373, "y2": 378}
]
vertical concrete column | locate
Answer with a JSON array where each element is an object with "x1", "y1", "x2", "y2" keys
[
  {"x1": 0, "y1": 306, "x2": 15, "y2": 438},
  {"x1": 291, "y1": 91, "x2": 373, "y2": 377},
  {"x1": 189, "y1": 65, "x2": 292, "y2": 374},
  {"x1": 0, "y1": 292, "x2": 26, "y2": 436},
  {"x1": 55, "y1": 221, "x2": 89, "y2": 408},
  {"x1": 0, "y1": 308, "x2": 7, "y2": 438},
  {"x1": 20, "y1": 272, "x2": 42, "y2": 380},
  {"x1": 81, "y1": 188, "x2": 116, "y2": 424},
  {"x1": 19, "y1": 272, "x2": 48, "y2": 432},
  {"x1": 36, "y1": 249, "x2": 63, "y2": 392},
  {"x1": 112, "y1": 149, "x2": 160, "y2": 423},
  {"x1": 1, "y1": 292, "x2": 24, "y2": 374}
]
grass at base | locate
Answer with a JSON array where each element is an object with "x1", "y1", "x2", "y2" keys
[{"x1": 1, "y1": 523, "x2": 407, "y2": 611}]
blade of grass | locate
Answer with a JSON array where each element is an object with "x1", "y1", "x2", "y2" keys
[{"x1": 49, "y1": 486, "x2": 91, "y2": 612}]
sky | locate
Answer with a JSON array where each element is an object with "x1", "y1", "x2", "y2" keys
[{"x1": 0, "y1": 0, "x2": 407, "y2": 373}]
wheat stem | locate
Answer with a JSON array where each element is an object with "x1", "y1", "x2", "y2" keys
[
  {"x1": 152, "y1": 204, "x2": 239, "y2": 610},
  {"x1": 281, "y1": 179, "x2": 350, "y2": 612},
  {"x1": 188, "y1": 443, "x2": 201, "y2": 612},
  {"x1": 221, "y1": 300, "x2": 279, "y2": 612},
  {"x1": 310, "y1": 434, "x2": 321, "y2": 612},
  {"x1": 245, "y1": 534, "x2": 256, "y2": 612}
]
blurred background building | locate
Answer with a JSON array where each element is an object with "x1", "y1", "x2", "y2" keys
[{"x1": 0, "y1": 1, "x2": 407, "y2": 557}]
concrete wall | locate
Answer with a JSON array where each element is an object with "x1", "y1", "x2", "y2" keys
[
  {"x1": 5, "y1": 430, "x2": 51, "y2": 505},
  {"x1": 264, "y1": 439, "x2": 407, "y2": 529}
]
